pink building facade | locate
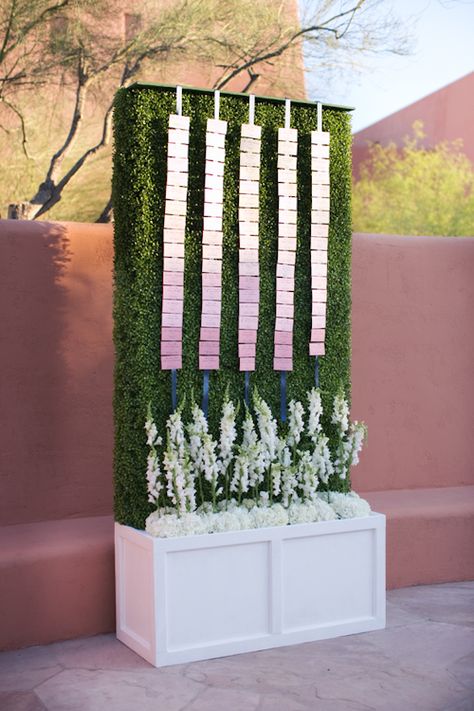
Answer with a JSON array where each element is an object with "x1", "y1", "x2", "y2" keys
[{"x1": 353, "y1": 71, "x2": 474, "y2": 177}]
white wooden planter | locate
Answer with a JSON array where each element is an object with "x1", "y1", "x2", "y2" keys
[{"x1": 115, "y1": 513, "x2": 385, "y2": 667}]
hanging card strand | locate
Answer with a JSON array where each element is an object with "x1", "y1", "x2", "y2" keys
[
  {"x1": 199, "y1": 94, "x2": 227, "y2": 371},
  {"x1": 160, "y1": 108, "x2": 190, "y2": 372},
  {"x1": 238, "y1": 96, "x2": 261, "y2": 373},
  {"x1": 274, "y1": 102, "x2": 297, "y2": 374},
  {"x1": 309, "y1": 103, "x2": 330, "y2": 358}
]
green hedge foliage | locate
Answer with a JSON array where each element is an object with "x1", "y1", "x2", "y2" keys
[{"x1": 113, "y1": 84, "x2": 353, "y2": 528}]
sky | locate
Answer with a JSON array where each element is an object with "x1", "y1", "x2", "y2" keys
[{"x1": 302, "y1": 0, "x2": 474, "y2": 132}]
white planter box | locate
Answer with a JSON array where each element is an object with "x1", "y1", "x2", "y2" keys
[{"x1": 115, "y1": 513, "x2": 385, "y2": 667}]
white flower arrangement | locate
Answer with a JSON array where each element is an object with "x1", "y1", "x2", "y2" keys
[{"x1": 144, "y1": 388, "x2": 370, "y2": 538}]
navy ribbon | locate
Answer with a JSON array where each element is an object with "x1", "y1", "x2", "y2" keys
[
  {"x1": 244, "y1": 371, "x2": 250, "y2": 407},
  {"x1": 280, "y1": 370, "x2": 287, "y2": 422},
  {"x1": 202, "y1": 370, "x2": 210, "y2": 418},
  {"x1": 315, "y1": 356, "x2": 319, "y2": 388},
  {"x1": 171, "y1": 369, "x2": 177, "y2": 410}
]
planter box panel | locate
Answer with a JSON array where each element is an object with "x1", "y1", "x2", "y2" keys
[
  {"x1": 282, "y1": 529, "x2": 375, "y2": 632},
  {"x1": 115, "y1": 525, "x2": 156, "y2": 665},
  {"x1": 164, "y1": 541, "x2": 271, "y2": 651},
  {"x1": 115, "y1": 513, "x2": 385, "y2": 667}
]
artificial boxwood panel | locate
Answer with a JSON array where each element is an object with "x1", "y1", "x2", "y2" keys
[{"x1": 113, "y1": 84, "x2": 352, "y2": 528}]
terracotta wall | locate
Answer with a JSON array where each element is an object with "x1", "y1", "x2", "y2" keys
[
  {"x1": 1, "y1": 222, "x2": 473, "y2": 527},
  {"x1": 0, "y1": 221, "x2": 114, "y2": 526},
  {"x1": 351, "y1": 233, "x2": 474, "y2": 493}
]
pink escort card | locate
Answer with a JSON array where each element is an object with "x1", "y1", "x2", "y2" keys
[
  {"x1": 238, "y1": 123, "x2": 262, "y2": 372},
  {"x1": 199, "y1": 117, "x2": 228, "y2": 370},
  {"x1": 274, "y1": 126, "x2": 298, "y2": 371},
  {"x1": 309, "y1": 129, "x2": 330, "y2": 357},
  {"x1": 160, "y1": 114, "x2": 190, "y2": 370}
]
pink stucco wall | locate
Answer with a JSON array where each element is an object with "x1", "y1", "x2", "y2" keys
[
  {"x1": 0, "y1": 220, "x2": 114, "y2": 526},
  {"x1": 351, "y1": 233, "x2": 474, "y2": 493},
  {"x1": 0, "y1": 221, "x2": 473, "y2": 528},
  {"x1": 353, "y1": 71, "x2": 474, "y2": 176}
]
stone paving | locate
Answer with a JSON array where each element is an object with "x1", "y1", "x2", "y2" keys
[{"x1": 0, "y1": 582, "x2": 473, "y2": 711}]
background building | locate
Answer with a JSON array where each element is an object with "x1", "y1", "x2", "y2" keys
[{"x1": 352, "y1": 71, "x2": 474, "y2": 177}]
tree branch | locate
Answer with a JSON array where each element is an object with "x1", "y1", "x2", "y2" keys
[
  {"x1": 213, "y1": 1, "x2": 368, "y2": 90},
  {"x1": 0, "y1": 96, "x2": 30, "y2": 157}
]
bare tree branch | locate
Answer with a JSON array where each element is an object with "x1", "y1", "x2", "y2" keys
[
  {"x1": 3, "y1": 0, "x2": 413, "y2": 221},
  {"x1": 0, "y1": 95, "x2": 30, "y2": 157}
]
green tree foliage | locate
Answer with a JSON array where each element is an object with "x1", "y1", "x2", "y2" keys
[{"x1": 353, "y1": 122, "x2": 474, "y2": 236}]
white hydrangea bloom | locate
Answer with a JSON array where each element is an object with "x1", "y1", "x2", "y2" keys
[
  {"x1": 287, "y1": 499, "x2": 337, "y2": 524},
  {"x1": 145, "y1": 511, "x2": 210, "y2": 538},
  {"x1": 322, "y1": 491, "x2": 371, "y2": 519},
  {"x1": 251, "y1": 503, "x2": 288, "y2": 529}
]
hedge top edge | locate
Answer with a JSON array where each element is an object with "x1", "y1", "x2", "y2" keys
[{"x1": 126, "y1": 81, "x2": 354, "y2": 113}]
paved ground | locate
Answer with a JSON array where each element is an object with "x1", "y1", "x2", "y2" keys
[{"x1": 0, "y1": 582, "x2": 473, "y2": 711}]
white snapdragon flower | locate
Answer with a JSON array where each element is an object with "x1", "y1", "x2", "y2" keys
[
  {"x1": 230, "y1": 452, "x2": 250, "y2": 501},
  {"x1": 144, "y1": 412, "x2": 164, "y2": 506},
  {"x1": 241, "y1": 411, "x2": 266, "y2": 494},
  {"x1": 163, "y1": 409, "x2": 195, "y2": 515},
  {"x1": 346, "y1": 421, "x2": 367, "y2": 467},
  {"x1": 332, "y1": 390, "x2": 350, "y2": 434},
  {"x1": 146, "y1": 451, "x2": 162, "y2": 504},
  {"x1": 275, "y1": 438, "x2": 296, "y2": 507},
  {"x1": 145, "y1": 419, "x2": 160, "y2": 447},
  {"x1": 202, "y1": 432, "x2": 220, "y2": 501},
  {"x1": 272, "y1": 463, "x2": 282, "y2": 498},
  {"x1": 187, "y1": 403, "x2": 221, "y2": 509},
  {"x1": 281, "y1": 465, "x2": 298, "y2": 508},
  {"x1": 333, "y1": 415, "x2": 367, "y2": 481},
  {"x1": 218, "y1": 398, "x2": 237, "y2": 478},
  {"x1": 296, "y1": 450, "x2": 319, "y2": 502},
  {"x1": 311, "y1": 434, "x2": 333, "y2": 485},
  {"x1": 253, "y1": 392, "x2": 278, "y2": 466},
  {"x1": 307, "y1": 388, "x2": 323, "y2": 443},
  {"x1": 287, "y1": 399, "x2": 305, "y2": 448}
]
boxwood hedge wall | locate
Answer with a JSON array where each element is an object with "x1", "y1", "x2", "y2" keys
[{"x1": 113, "y1": 84, "x2": 352, "y2": 528}]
